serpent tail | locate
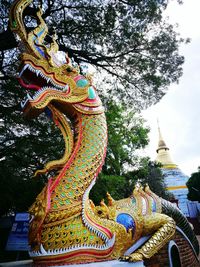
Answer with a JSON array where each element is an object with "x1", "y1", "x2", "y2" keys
[{"x1": 161, "y1": 198, "x2": 199, "y2": 255}]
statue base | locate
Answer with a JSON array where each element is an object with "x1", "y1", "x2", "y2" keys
[{"x1": 0, "y1": 260, "x2": 144, "y2": 267}]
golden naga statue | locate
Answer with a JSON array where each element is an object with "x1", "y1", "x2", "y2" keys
[{"x1": 9, "y1": 0, "x2": 199, "y2": 266}]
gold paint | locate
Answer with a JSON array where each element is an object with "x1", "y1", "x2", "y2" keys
[
  {"x1": 10, "y1": 0, "x2": 180, "y2": 265},
  {"x1": 167, "y1": 185, "x2": 187, "y2": 190},
  {"x1": 34, "y1": 105, "x2": 74, "y2": 177}
]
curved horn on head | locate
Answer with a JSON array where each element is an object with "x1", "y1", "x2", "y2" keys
[{"x1": 9, "y1": 0, "x2": 50, "y2": 59}]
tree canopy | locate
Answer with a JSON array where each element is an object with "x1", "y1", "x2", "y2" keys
[
  {"x1": 103, "y1": 101, "x2": 149, "y2": 176},
  {"x1": 90, "y1": 159, "x2": 171, "y2": 205},
  {"x1": 0, "y1": 0, "x2": 187, "y2": 108},
  {"x1": 0, "y1": 78, "x2": 66, "y2": 216},
  {"x1": 124, "y1": 159, "x2": 172, "y2": 199},
  {"x1": 0, "y1": 0, "x2": 183, "y2": 215},
  {"x1": 90, "y1": 174, "x2": 127, "y2": 205},
  {"x1": 187, "y1": 167, "x2": 200, "y2": 202},
  {"x1": 0, "y1": 82, "x2": 151, "y2": 214}
]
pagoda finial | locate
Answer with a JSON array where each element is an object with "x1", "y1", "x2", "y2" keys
[
  {"x1": 156, "y1": 119, "x2": 168, "y2": 153},
  {"x1": 157, "y1": 118, "x2": 162, "y2": 140},
  {"x1": 155, "y1": 120, "x2": 177, "y2": 168}
]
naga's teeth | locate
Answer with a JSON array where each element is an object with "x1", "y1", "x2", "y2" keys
[
  {"x1": 19, "y1": 63, "x2": 67, "y2": 92},
  {"x1": 29, "y1": 215, "x2": 34, "y2": 223},
  {"x1": 27, "y1": 93, "x2": 32, "y2": 100},
  {"x1": 19, "y1": 64, "x2": 28, "y2": 77},
  {"x1": 107, "y1": 234, "x2": 115, "y2": 247},
  {"x1": 19, "y1": 70, "x2": 23, "y2": 78},
  {"x1": 20, "y1": 101, "x2": 25, "y2": 109},
  {"x1": 63, "y1": 85, "x2": 69, "y2": 92},
  {"x1": 40, "y1": 244, "x2": 47, "y2": 255},
  {"x1": 21, "y1": 99, "x2": 28, "y2": 109}
]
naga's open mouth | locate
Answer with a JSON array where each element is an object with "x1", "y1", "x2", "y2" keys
[
  {"x1": 19, "y1": 62, "x2": 69, "y2": 90},
  {"x1": 19, "y1": 62, "x2": 70, "y2": 109},
  {"x1": 29, "y1": 235, "x2": 115, "y2": 258}
]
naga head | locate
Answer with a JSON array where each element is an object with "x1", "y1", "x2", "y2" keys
[{"x1": 10, "y1": 0, "x2": 103, "y2": 119}]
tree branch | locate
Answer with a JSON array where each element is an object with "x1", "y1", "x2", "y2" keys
[{"x1": 0, "y1": 29, "x2": 17, "y2": 51}]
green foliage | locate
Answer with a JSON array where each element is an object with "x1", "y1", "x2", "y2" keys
[
  {"x1": 125, "y1": 159, "x2": 172, "y2": 200},
  {"x1": 0, "y1": 0, "x2": 182, "y2": 214},
  {"x1": 90, "y1": 174, "x2": 127, "y2": 205},
  {"x1": 0, "y1": 80, "x2": 169, "y2": 213},
  {"x1": 103, "y1": 101, "x2": 149, "y2": 175},
  {"x1": 0, "y1": 0, "x2": 187, "y2": 108},
  {"x1": 0, "y1": 79, "x2": 65, "y2": 215},
  {"x1": 187, "y1": 167, "x2": 200, "y2": 202},
  {"x1": 90, "y1": 159, "x2": 171, "y2": 203}
]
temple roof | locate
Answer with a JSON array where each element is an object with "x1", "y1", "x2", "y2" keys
[{"x1": 156, "y1": 123, "x2": 177, "y2": 168}]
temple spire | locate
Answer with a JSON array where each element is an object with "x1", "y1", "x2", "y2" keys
[
  {"x1": 156, "y1": 119, "x2": 168, "y2": 153},
  {"x1": 156, "y1": 121, "x2": 177, "y2": 168}
]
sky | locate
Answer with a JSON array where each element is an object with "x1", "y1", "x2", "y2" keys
[{"x1": 142, "y1": 0, "x2": 200, "y2": 176}]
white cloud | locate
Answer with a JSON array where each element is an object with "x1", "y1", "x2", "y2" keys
[{"x1": 142, "y1": 0, "x2": 200, "y2": 176}]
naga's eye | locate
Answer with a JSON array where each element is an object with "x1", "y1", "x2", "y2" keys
[
  {"x1": 98, "y1": 210, "x2": 103, "y2": 215},
  {"x1": 66, "y1": 67, "x2": 72, "y2": 72},
  {"x1": 74, "y1": 75, "x2": 89, "y2": 88}
]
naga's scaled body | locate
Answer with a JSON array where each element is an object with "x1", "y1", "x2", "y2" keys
[{"x1": 9, "y1": 0, "x2": 199, "y2": 266}]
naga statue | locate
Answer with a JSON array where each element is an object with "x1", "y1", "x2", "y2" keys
[{"x1": 9, "y1": 0, "x2": 199, "y2": 266}]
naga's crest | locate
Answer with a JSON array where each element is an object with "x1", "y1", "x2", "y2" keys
[{"x1": 10, "y1": 0, "x2": 103, "y2": 118}]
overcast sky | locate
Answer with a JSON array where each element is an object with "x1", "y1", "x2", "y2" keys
[{"x1": 142, "y1": 0, "x2": 200, "y2": 176}]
